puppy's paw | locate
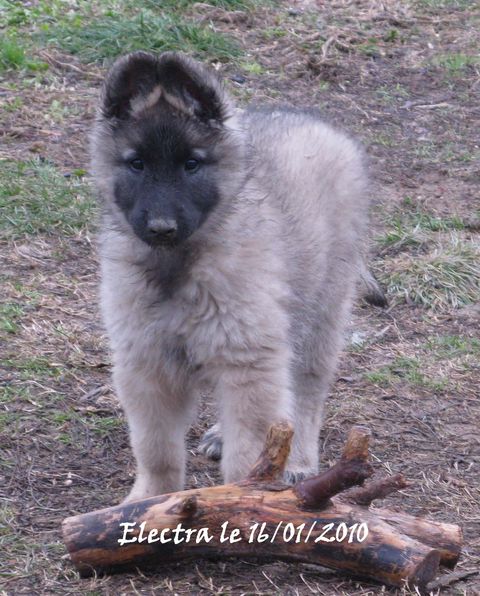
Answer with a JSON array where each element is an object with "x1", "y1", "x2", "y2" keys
[
  {"x1": 121, "y1": 475, "x2": 182, "y2": 503},
  {"x1": 121, "y1": 487, "x2": 154, "y2": 504},
  {"x1": 198, "y1": 423, "x2": 223, "y2": 461},
  {"x1": 283, "y1": 469, "x2": 315, "y2": 485}
]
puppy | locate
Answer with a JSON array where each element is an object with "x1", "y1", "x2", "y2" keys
[{"x1": 91, "y1": 51, "x2": 370, "y2": 502}]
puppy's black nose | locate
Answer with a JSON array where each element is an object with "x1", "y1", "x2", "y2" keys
[{"x1": 147, "y1": 217, "x2": 178, "y2": 239}]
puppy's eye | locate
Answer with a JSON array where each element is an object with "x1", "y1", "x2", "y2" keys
[
  {"x1": 129, "y1": 158, "x2": 144, "y2": 171},
  {"x1": 185, "y1": 158, "x2": 200, "y2": 172}
]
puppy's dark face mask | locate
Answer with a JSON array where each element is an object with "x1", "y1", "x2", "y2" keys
[{"x1": 97, "y1": 51, "x2": 230, "y2": 248}]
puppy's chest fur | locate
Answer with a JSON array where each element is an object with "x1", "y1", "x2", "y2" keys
[{"x1": 100, "y1": 224, "x2": 291, "y2": 379}]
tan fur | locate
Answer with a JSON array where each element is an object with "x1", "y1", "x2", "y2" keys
[
  {"x1": 130, "y1": 84, "x2": 163, "y2": 114},
  {"x1": 92, "y1": 54, "x2": 370, "y2": 503}
]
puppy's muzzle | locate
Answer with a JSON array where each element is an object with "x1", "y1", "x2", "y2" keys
[{"x1": 146, "y1": 217, "x2": 178, "y2": 242}]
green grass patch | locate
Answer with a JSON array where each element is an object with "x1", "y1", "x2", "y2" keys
[
  {"x1": 426, "y1": 335, "x2": 480, "y2": 358},
  {"x1": 377, "y1": 208, "x2": 465, "y2": 253},
  {"x1": 240, "y1": 60, "x2": 264, "y2": 75},
  {"x1": 51, "y1": 410, "x2": 124, "y2": 443},
  {"x1": 359, "y1": 39, "x2": 381, "y2": 58},
  {"x1": 0, "y1": 35, "x2": 48, "y2": 72},
  {"x1": 2, "y1": 0, "x2": 247, "y2": 65},
  {"x1": 414, "y1": 0, "x2": 473, "y2": 8},
  {"x1": 0, "y1": 0, "x2": 76, "y2": 29},
  {"x1": 0, "y1": 35, "x2": 27, "y2": 69},
  {"x1": 143, "y1": 0, "x2": 258, "y2": 8},
  {"x1": 0, "y1": 384, "x2": 33, "y2": 405},
  {"x1": 47, "y1": 99, "x2": 81, "y2": 124},
  {"x1": 2, "y1": 96, "x2": 24, "y2": 112},
  {"x1": 262, "y1": 27, "x2": 287, "y2": 40},
  {"x1": 370, "y1": 133, "x2": 397, "y2": 148},
  {"x1": 0, "y1": 410, "x2": 21, "y2": 427},
  {"x1": 0, "y1": 302, "x2": 24, "y2": 335},
  {"x1": 377, "y1": 219, "x2": 427, "y2": 252},
  {"x1": 365, "y1": 356, "x2": 448, "y2": 390},
  {"x1": 0, "y1": 502, "x2": 64, "y2": 582},
  {"x1": 51, "y1": 411, "x2": 72, "y2": 425},
  {"x1": 416, "y1": 213, "x2": 465, "y2": 232},
  {"x1": 0, "y1": 282, "x2": 41, "y2": 339},
  {"x1": 1, "y1": 0, "x2": 259, "y2": 29},
  {"x1": 383, "y1": 235, "x2": 480, "y2": 310},
  {"x1": 1, "y1": 356, "x2": 63, "y2": 379},
  {"x1": 89, "y1": 415, "x2": 125, "y2": 437},
  {"x1": 0, "y1": 159, "x2": 95, "y2": 240},
  {"x1": 38, "y1": 6, "x2": 240, "y2": 63},
  {"x1": 0, "y1": 504, "x2": 16, "y2": 537},
  {"x1": 434, "y1": 53, "x2": 479, "y2": 73}
]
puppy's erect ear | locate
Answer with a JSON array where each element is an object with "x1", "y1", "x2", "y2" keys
[
  {"x1": 100, "y1": 51, "x2": 229, "y2": 125},
  {"x1": 156, "y1": 52, "x2": 229, "y2": 125},
  {"x1": 101, "y1": 51, "x2": 159, "y2": 119}
]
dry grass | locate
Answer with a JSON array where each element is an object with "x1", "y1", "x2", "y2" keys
[{"x1": 384, "y1": 234, "x2": 480, "y2": 310}]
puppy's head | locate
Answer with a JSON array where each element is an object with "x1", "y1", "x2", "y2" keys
[{"x1": 91, "y1": 51, "x2": 245, "y2": 248}]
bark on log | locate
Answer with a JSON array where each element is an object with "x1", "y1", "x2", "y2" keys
[{"x1": 62, "y1": 424, "x2": 462, "y2": 590}]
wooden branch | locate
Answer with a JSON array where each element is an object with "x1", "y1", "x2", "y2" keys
[
  {"x1": 62, "y1": 423, "x2": 462, "y2": 590},
  {"x1": 341, "y1": 425, "x2": 371, "y2": 461},
  {"x1": 341, "y1": 476, "x2": 462, "y2": 568},
  {"x1": 344, "y1": 473, "x2": 409, "y2": 505},
  {"x1": 247, "y1": 420, "x2": 293, "y2": 481},
  {"x1": 294, "y1": 426, "x2": 373, "y2": 508},
  {"x1": 293, "y1": 458, "x2": 373, "y2": 508},
  {"x1": 373, "y1": 508, "x2": 463, "y2": 568}
]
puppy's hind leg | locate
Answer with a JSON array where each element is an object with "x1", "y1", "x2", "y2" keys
[
  {"x1": 287, "y1": 372, "x2": 330, "y2": 483},
  {"x1": 289, "y1": 293, "x2": 356, "y2": 482},
  {"x1": 359, "y1": 262, "x2": 387, "y2": 307}
]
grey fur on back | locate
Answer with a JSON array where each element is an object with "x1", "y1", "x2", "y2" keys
[{"x1": 91, "y1": 51, "x2": 370, "y2": 502}]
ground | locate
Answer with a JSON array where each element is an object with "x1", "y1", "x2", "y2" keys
[{"x1": 0, "y1": 0, "x2": 479, "y2": 594}]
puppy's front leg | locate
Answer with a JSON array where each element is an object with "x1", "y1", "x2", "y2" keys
[
  {"x1": 214, "y1": 345, "x2": 294, "y2": 484},
  {"x1": 113, "y1": 364, "x2": 194, "y2": 503}
]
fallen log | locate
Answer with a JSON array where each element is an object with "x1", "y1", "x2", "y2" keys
[{"x1": 62, "y1": 423, "x2": 462, "y2": 590}]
